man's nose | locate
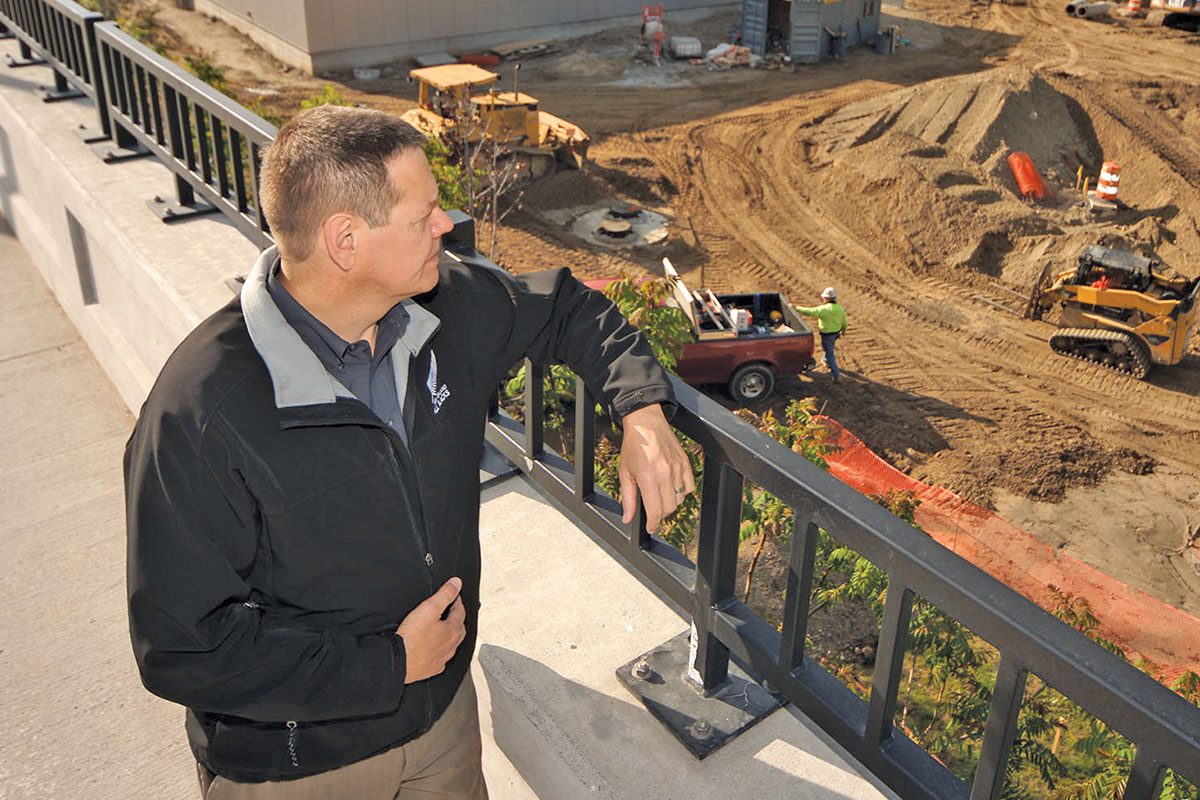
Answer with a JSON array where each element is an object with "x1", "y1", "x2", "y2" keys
[{"x1": 432, "y1": 208, "x2": 455, "y2": 237}]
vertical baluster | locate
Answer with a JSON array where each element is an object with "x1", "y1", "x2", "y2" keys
[
  {"x1": 148, "y1": 74, "x2": 164, "y2": 146},
  {"x1": 779, "y1": 516, "x2": 819, "y2": 672},
  {"x1": 134, "y1": 64, "x2": 151, "y2": 135},
  {"x1": 524, "y1": 359, "x2": 544, "y2": 461},
  {"x1": 573, "y1": 376, "x2": 594, "y2": 500},
  {"x1": 246, "y1": 140, "x2": 270, "y2": 243},
  {"x1": 691, "y1": 460, "x2": 743, "y2": 692},
  {"x1": 195, "y1": 106, "x2": 212, "y2": 185},
  {"x1": 1121, "y1": 753, "x2": 1165, "y2": 800},
  {"x1": 864, "y1": 583, "x2": 913, "y2": 745},
  {"x1": 231, "y1": 128, "x2": 248, "y2": 212},
  {"x1": 211, "y1": 115, "x2": 230, "y2": 197},
  {"x1": 121, "y1": 55, "x2": 137, "y2": 124},
  {"x1": 179, "y1": 97, "x2": 196, "y2": 171},
  {"x1": 969, "y1": 656, "x2": 1028, "y2": 800}
]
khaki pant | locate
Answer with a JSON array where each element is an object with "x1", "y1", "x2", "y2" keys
[{"x1": 198, "y1": 675, "x2": 488, "y2": 800}]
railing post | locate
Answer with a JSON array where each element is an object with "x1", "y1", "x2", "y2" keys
[
  {"x1": 76, "y1": 13, "x2": 111, "y2": 143},
  {"x1": 573, "y1": 376, "x2": 594, "y2": 500},
  {"x1": 524, "y1": 360, "x2": 544, "y2": 461},
  {"x1": 40, "y1": 67, "x2": 82, "y2": 102},
  {"x1": 970, "y1": 656, "x2": 1028, "y2": 800},
  {"x1": 865, "y1": 583, "x2": 913, "y2": 744},
  {"x1": 690, "y1": 460, "x2": 743, "y2": 692},
  {"x1": 7, "y1": 38, "x2": 44, "y2": 67}
]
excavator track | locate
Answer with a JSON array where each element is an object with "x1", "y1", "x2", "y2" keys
[{"x1": 1049, "y1": 328, "x2": 1151, "y2": 379}]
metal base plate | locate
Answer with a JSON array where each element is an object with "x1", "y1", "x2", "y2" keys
[
  {"x1": 616, "y1": 630, "x2": 782, "y2": 759},
  {"x1": 39, "y1": 86, "x2": 84, "y2": 103},
  {"x1": 148, "y1": 195, "x2": 218, "y2": 223},
  {"x1": 91, "y1": 141, "x2": 151, "y2": 163},
  {"x1": 73, "y1": 124, "x2": 108, "y2": 144},
  {"x1": 6, "y1": 54, "x2": 45, "y2": 68}
]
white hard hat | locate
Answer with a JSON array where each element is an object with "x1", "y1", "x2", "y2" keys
[{"x1": 821, "y1": 286, "x2": 837, "y2": 300}]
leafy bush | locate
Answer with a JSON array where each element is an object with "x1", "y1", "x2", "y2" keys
[
  {"x1": 300, "y1": 84, "x2": 352, "y2": 110},
  {"x1": 183, "y1": 50, "x2": 226, "y2": 93}
]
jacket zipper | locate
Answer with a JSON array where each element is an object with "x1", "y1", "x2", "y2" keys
[
  {"x1": 381, "y1": 435, "x2": 436, "y2": 590},
  {"x1": 285, "y1": 720, "x2": 299, "y2": 767},
  {"x1": 380, "y1": 430, "x2": 438, "y2": 730}
]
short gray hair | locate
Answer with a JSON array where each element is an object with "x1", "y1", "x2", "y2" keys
[{"x1": 259, "y1": 105, "x2": 427, "y2": 261}]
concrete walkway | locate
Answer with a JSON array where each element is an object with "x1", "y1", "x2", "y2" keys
[{"x1": 0, "y1": 214, "x2": 196, "y2": 796}]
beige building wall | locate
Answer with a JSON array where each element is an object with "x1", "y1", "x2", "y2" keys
[{"x1": 196, "y1": 0, "x2": 732, "y2": 73}]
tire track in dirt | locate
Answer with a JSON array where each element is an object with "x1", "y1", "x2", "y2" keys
[{"x1": 643, "y1": 78, "x2": 1200, "y2": 474}]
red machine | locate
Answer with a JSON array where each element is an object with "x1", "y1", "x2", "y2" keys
[{"x1": 641, "y1": 4, "x2": 667, "y2": 66}]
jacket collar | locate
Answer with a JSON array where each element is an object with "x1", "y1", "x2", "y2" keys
[{"x1": 241, "y1": 246, "x2": 440, "y2": 409}]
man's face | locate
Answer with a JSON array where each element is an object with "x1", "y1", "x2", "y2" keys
[{"x1": 358, "y1": 148, "x2": 455, "y2": 301}]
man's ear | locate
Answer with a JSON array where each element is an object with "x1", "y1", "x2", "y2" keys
[{"x1": 321, "y1": 213, "x2": 359, "y2": 273}]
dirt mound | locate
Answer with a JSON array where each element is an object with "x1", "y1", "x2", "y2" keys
[
  {"x1": 920, "y1": 424, "x2": 1155, "y2": 508},
  {"x1": 814, "y1": 67, "x2": 1102, "y2": 183}
]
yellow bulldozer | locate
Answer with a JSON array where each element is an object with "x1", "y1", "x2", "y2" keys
[
  {"x1": 1025, "y1": 245, "x2": 1200, "y2": 378},
  {"x1": 400, "y1": 63, "x2": 589, "y2": 179}
]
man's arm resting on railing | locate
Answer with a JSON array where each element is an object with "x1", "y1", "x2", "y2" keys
[{"x1": 492, "y1": 267, "x2": 695, "y2": 530}]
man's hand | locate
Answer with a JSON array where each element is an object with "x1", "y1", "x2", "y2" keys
[
  {"x1": 396, "y1": 577, "x2": 466, "y2": 684},
  {"x1": 619, "y1": 403, "x2": 696, "y2": 533}
]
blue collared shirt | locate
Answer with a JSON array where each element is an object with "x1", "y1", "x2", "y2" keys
[{"x1": 267, "y1": 263, "x2": 409, "y2": 442}]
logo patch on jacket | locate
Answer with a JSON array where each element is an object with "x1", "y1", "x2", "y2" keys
[{"x1": 427, "y1": 351, "x2": 450, "y2": 414}]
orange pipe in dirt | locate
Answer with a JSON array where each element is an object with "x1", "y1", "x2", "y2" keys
[{"x1": 1008, "y1": 151, "x2": 1049, "y2": 201}]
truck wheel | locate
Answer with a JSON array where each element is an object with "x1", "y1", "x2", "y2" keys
[{"x1": 728, "y1": 363, "x2": 775, "y2": 403}]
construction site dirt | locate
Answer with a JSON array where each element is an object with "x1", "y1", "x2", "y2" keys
[{"x1": 145, "y1": 1, "x2": 1200, "y2": 632}]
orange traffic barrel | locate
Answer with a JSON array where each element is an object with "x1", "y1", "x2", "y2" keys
[
  {"x1": 1127, "y1": 0, "x2": 1143, "y2": 12},
  {"x1": 1096, "y1": 161, "x2": 1121, "y2": 202}
]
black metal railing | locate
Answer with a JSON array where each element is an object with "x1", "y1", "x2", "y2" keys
[
  {"x1": 0, "y1": 0, "x2": 108, "y2": 134},
  {"x1": 479, "y1": 345, "x2": 1200, "y2": 799},
  {"x1": 0, "y1": 0, "x2": 276, "y2": 243},
  {"x1": 93, "y1": 21, "x2": 275, "y2": 244},
  {"x1": 3, "y1": 4, "x2": 1198, "y2": 796}
]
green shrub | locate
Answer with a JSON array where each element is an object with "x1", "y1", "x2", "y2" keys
[{"x1": 299, "y1": 84, "x2": 351, "y2": 110}]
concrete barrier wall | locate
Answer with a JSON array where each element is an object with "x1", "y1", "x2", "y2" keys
[{"x1": 0, "y1": 56, "x2": 258, "y2": 414}]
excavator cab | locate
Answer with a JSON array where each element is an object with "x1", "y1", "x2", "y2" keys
[{"x1": 1026, "y1": 245, "x2": 1199, "y2": 378}]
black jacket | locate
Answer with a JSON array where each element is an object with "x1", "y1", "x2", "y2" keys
[{"x1": 124, "y1": 246, "x2": 673, "y2": 782}]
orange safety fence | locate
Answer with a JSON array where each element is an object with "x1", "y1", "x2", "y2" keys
[{"x1": 816, "y1": 415, "x2": 1200, "y2": 682}]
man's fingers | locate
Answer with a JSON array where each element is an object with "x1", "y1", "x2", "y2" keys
[
  {"x1": 424, "y1": 577, "x2": 463, "y2": 616},
  {"x1": 446, "y1": 596, "x2": 466, "y2": 626},
  {"x1": 619, "y1": 463, "x2": 638, "y2": 524}
]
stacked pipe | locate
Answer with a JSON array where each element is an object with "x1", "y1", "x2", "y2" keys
[{"x1": 1065, "y1": 1, "x2": 1114, "y2": 16}]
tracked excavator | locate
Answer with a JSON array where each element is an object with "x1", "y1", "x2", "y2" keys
[{"x1": 1025, "y1": 245, "x2": 1200, "y2": 378}]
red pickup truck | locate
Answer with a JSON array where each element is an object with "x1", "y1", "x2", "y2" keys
[{"x1": 589, "y1": 260, "x2": 815, "y2": 402}]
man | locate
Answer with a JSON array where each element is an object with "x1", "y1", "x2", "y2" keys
[
  {"x1": 794, "y1": 287, "x2": 847, "y2": 382},
  {"x1": 124, "y1": 105, "x2": 694, "y2": 799}
]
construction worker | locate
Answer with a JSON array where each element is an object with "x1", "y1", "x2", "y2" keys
[{"x1": 795, "y1": 287, "x2": 848, "y2": 382}]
